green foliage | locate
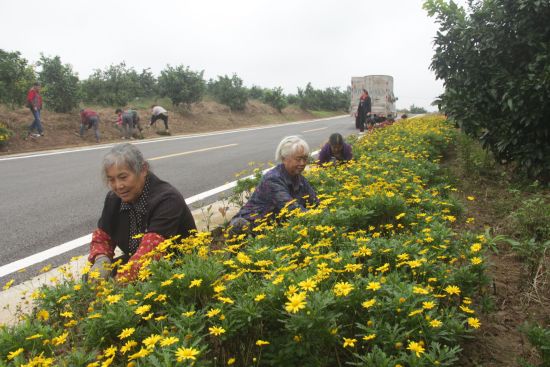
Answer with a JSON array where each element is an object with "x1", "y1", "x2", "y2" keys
[
  {"x1": 0, "y1": 49, "x2": 36, "y2": 108},
  {"x1": 158, "y1": 65, "x2": 206, "y2": 108},
  {"x1": 455, "y1": 132, "x2": 497, "y2": 178},
  {"x1": 81, "y1": 62, "x2": 144, "y2": 106},
  {"x1": 297, "y1": 83, "x2": 349, "y2": 111},
  {"x1": 208, "y1": 74, "x2": 248, "y2": 111},
  {"x1": 509, "y1": 195, "x2": 550, "y2": 242},
  {"x1": 409, "y1": 104, "x2": 428, "y2": 114},
  {"x1": 0, "y1": 122, "x2": 15, "y2": 147},
  {"x1": 424, "y1": 0, "x2": 550, "y2": 180},
  {"x1": 248, "y1": 85, "x2": 265, "y2": 100},
  {"x1": 261, "y1": 87, "x2": 287, "y2": 112},
  {"x1": 37, "y1": 55, "x2": 80, "y2": 113},
  {"x1": 521, "y1": 323, "x2": 550, "y2": 365}
]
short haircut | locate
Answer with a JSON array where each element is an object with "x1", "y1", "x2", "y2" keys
[
  {"x1": 275, "y1": 135, "x2": 310, "y2": 162},
  {"x1": 101, "y1": 143, "x2": 149, "y2": 184},
  {"x1": 329, "y1": 133, "x2": 344, "y2": 146},
  {"x1": 115, "y1": 108, "x2": 122, "y2": 114}
]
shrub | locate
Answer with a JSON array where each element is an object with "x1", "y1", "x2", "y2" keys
[
  {"x1": 158, "y1": 65, "x2": 206, "y2": 108},
  {"x1": 0, "y1": 49, "x2": 36, "y2": 108},
  {"x1": 38, "y1": 55, "x2": 80, "y2": 113},
  {"x1": 208, "y1": 74, "x2": 248, "y2": 111},
  {"x1": 0, "y1": 122, "x2": 14, "y2": 148},
  {"x1": 261, "y1": 87, "x2": 287, "y2": 112}
]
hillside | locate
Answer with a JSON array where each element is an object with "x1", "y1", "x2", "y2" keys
[{"x1": 0, "y1": 100, "x2": 333, "y2": 156}]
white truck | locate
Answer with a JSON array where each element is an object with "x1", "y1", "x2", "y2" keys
[{"x1": 350, "y1": 75, "x2": 397, "y2": 118}]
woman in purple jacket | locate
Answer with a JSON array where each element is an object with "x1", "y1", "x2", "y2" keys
[{"x1": 317, "y1": 133, "x2": 353, "y2": 165}]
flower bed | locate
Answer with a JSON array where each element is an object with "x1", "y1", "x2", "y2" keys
[{"x1": 0, "y1": 115, "x2": 486, "y2": 366}]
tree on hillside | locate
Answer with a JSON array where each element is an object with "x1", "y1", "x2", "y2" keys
[
  {"x1": 261, "y1": 87, "x2": 287, "y2": 112},
  {"x1": 0, "y1": 49, "x2": 36, "y2": 108},
  {"x1": 248, "y1": 85, "x2": 265, "y2": 100},
  {"x1": 424, "y1": 0, "x2": 550, "y2": 180},
  {"x1": 138, "y1": 68, "x2": 158, "y2": 97},
  {"x1": 158, "y1": 65, "x2": 205, "y2": 108},
  {"x1": 81, "y1": 63, "x2": 141, "y2": 106},
  {"x1": 208, "y1": 74, "x2": 248, "y2": 111},
  {"x1": 38, "y1": 55, "x2": 79, "y2": 113},
  {"x1": 297, "y1": 83, "x2": 349, "y2": 111}
]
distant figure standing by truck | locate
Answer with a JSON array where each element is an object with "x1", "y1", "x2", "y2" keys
[
  {"x1": 26, "y1": 82, "x2": 44, "y2": 139},
  {"x1": 149, "y1": 105, "x2": 169, "y2": 132},
  {"x1": 355, "y1": 89, "x2": 371, "y2": 133},
  {"x1": 80, "y1": 108, "x2": 101, "y2": 142}
]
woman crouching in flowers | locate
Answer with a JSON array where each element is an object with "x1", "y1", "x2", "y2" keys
[
  {"x1": 229, "y1": 135, "x2": 319, "y2": 234},
  {"x1": 317, "y1": 132, "x2": 353, "y2": 166},
  {"x1": 87, "y1": 143, "x2": 196, "y2": 282}
]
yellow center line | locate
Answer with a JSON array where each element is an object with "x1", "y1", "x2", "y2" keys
[
  {"x1": 302, "y1": 127, "x2": 328, "y2": 133},
  {"x1": 149, "y1": 143, "x2": 238, "y2": 161}
]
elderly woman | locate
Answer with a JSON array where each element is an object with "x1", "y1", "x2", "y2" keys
[
  {"x1": 229, "y1": 136, "x2": 319, "y2": 232},
  {"x1": 88, "y1": 143, "x2": 196, "y2": 281},
  {"x1": 318, "y1": 133, "x2": 353, "y2": 165}
]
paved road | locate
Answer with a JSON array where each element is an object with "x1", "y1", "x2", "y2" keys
[{"x1": 0, "y1": 115, "x2": 356, "y2": 282}]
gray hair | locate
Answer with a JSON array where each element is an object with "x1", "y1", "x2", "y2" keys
[
  {"x1": 275, "y1": 135, "x2": 310, "y2": 162},
  {"x1": 101, "y1": 143, "x2": 149, "y2": 183}
]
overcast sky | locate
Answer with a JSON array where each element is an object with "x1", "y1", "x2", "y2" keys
[{"x1": 0, "y1": 0, "x2": 464, "y2": 111}]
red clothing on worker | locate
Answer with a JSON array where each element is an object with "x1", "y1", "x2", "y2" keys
[
  {"x1": 27, "y1": 88, "x2": 42, "y2": 109},
  {"x1": 80, "y1": 109, "x2": 99, "y2": 124}
]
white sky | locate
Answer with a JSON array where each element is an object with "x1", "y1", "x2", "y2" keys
[{"x1": 0, "y1": 0, "x2": 465, "y2": 111}]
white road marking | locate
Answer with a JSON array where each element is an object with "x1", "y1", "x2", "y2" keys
[
  {"x1": 0, "y1": 150, "x2": 320, "y2": 278},
  {"x1": 149, "y1": 144, "x2": 238, "y2": 161},
  {"x1": 302, "y1": 127, "x2": 328, "y2": 133}
]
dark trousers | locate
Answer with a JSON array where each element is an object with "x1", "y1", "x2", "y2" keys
[{"x1": 150, "y1": 113, "x2": 169, "y2": 130}]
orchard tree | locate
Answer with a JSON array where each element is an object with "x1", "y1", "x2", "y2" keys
[
  {"x1": 208, "y1": 74, "x2": 248, "y2": 111},
  {"x1": 81, "y1": 62, "x2": 141, "y2": 106},
  {"x1": 424, "y1": 0, "x2": 550, "y2": 179},
  {"x1": 38, "y1": 55, "x2": 79, "y2": 113},
  {"x1": 0, "y1": 49, "x2": 36, "y2": 108},
  {"x1": 261, "y1": 87, "x2": 287, "y2": 112},
  {"x1": 158, "y1": 65, "x2": 205, "y2": 108},
  {"x1": 409, "y1": 105, "x2": 427, "y2": 114}
]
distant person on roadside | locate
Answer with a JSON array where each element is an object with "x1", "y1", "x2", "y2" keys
[
  {"x1": 79, "y1": 108, "x2": 101, "y2": 143},
  {"x1": 229, "y1": 136, "x2": 319, "y2": 234},
  {"x1": 149, "y1": 105, "x2": 169, "y2": 132},
  {"x1": 355, "y1": 89, "x2": 371, "y2": 133},
  {"x1": 318, "y1": 133, "x2": 353, "y2": 166},
  {"x1": 115, "y1": 108, "x2": 142, "y2": 139},
  {"x1": 87, "y1": 143, "x2": 196, "y2": 282},
  {"x1": 26, "y1": 82, "x2": 44, "y2": 139}
]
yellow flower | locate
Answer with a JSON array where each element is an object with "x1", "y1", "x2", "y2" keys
[
  {"x1": 182, "y1": 310, "x2": 196, "y2": 317},
  {"x1": 160, "y1": 337, "x2": 179, "y2": 347},
  {"x1": 206, "y1": 308, "x2": 221, "y2": 318},
  {"x1": 189, "y1": 278, "x2": 203, "y2": 288},
  {"x1": 429, "y1": 319, "x2": 443, "y2": 328},
  {"x1": 333, "y1": 281, "x2": 354, "y2": 297},
  {"x1": 3, "y1": 279, "x2": 15, "y2": 290},
  {"x1": 471, "y1": 257, "x2": 483, "y2": 265},
  {"x1": 118, "y1": 327, "x2": 136, "y2": 339},
  {"x1": 160, "y1": 279, "x2": 173, "y2": 287},
  {"x1": 254, "y1": 293, "x2": 266, "y2": 302},
  {"x1": 362, "y1": 334, "x2": 376, "y2": 341},
  {"x1": 467, "y1": 196, "x2": 475, "y2": 201},
  {"x1": 407, "y1": 341, "x2": 425, "y2": 357},
  {"x1": 135, "y1": 304, "x2": 152, "y2": 315},
  {"x1": 361, "y1": 298, "x2": 376, "y2": 309},
  {"x1": 60, "y1": 311, "x2": 73, "y2": 318},
  {"x1": 142, "y1": 334, "x2": 162, "y2": 349},
  {"x1": 343, "y1": 337, "x2": 357, "y2": 348},
  {"x1": 255, "y1": 339, "x2": 270, "y2": 346},
  {"x1": 366, "y1": 281, "x2": 381, "y2": 291},
  {"x1": 106, "y1": 294, "x2": 122, "y2": 304},
  {"x1": 37, "y1": 309, "x2": 49, "y2": 321},
  {"x1": 422, "y1": 301, "x2": 436, "y2": 310},
  {"x1": 7, "y1": 347, "x2": 24, "y2": 360},
  {"x1": 51, "y1": 331, "x2": 69, "y2": 346},
  {"x1": 227, "y1": 357, "x2": 236, "y2": 365},
  {"x1": 120, "y1": 340, "x2": 138, "y2": 354},
  {"x1": 285, "y1": 292, "x2": 307, "y2": 313},
  {"x1": 444, "y1": 285, "x2": 461, "y2": 295},
  {"x1": 467, "y1": 317, "x2": 481, "y2": 328},
  {"x1": 209, "y1": 326, "x2": 226, "y2": 336},
  {"x1": 128, "y1": 347, "x2": 151, "y2": 360},
  {"x1": 395, "y1": 212, "x2": 406, "y2": 220},
  {"x1": 470, "y1": 243, "x2": 482, "y2": 252},
  {"x1": 298, "y1": 278, "x2": 317, "y2": 292}
]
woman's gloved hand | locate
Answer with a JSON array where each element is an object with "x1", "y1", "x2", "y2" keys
[{"x1": 90, "y1": 255, "x2": 112, "y2": 280}]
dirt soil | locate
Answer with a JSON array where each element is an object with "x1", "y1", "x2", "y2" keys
[
  {"x1": 0, "y1": 100, "x2": 325, "y2": 156},
  {"x1": 443, "y1": 148, "x2": 550, "y2": 367}
]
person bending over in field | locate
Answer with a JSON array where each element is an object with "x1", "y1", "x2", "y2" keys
[
  {"x1": 149, "y1": 105, "x2": 170, "y2": 132},
  {"x1": 87, "y1": 143, "x2": 196, "y2": 282},
  {"x1": 317, "y1": 132, "x2": 353, "y2": 166},
  {"x1": 229, "y1": 135, "x2": 319, "y2": 234}
]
